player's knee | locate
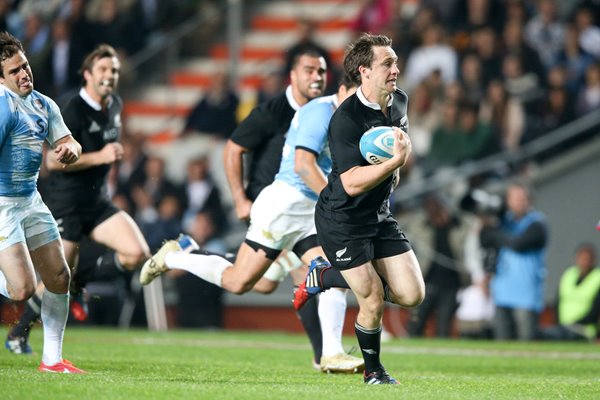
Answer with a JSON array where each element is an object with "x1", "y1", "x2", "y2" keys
[
  {"x1": 362, "y1": 295, "x2": 385, "y2": 320},
  {"x1": 10, "y1": 283, "x2": 36, "y2": 301},
  {"x1": 227, "y1": 280, "x2": 254, "y2": 295},
  {"x1": 120, "y1": 248, "x2": 150, "y2": 270},
  {"x1": 399, "y1": 287, "x2": 425, "y2": 308},
  {"x1": 45, "y1": 265, "x2": 71, "y2": 292}
]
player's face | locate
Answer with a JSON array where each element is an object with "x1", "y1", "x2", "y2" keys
[
  {"x1": 364, "y1": 46, "x2": 399, "y2": 95},
  {"x1": 0, "y1": 51, "x2": 34, "y2": 97},
  {"x1": 291, "y1": 54, "x2": 327, "y2": 102},
  {"x1": 85, "y1": 55, "x2": 120, "y2": 100}
]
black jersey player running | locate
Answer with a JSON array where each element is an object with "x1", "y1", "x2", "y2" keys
[
  {"x1": 296, "y1": 34, "x2": 426, "y2": 384},
  {"x1": 6, "y1": 44, "x2": 150, "y2": 353}
]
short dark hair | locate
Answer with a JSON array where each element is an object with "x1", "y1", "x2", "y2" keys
[
  {"x1": 0, "y1": 31, "x2": 25, "y2": 78},
  {"x1": 343, "y1": 33, "x2": 392, "y2": 84},
  {"x1": 289, "y1": 44, "x2": 327, "y2": 70},
  {"x1": 79, "y1": 44, "x2": 118, "y2": 84}
]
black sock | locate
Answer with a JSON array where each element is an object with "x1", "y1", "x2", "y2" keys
[
  {"x1": 9, "y1": 294, "x2": 42, "y2": 339},
  {"x1": 296, "y1": 293, "x2": 322, "y2": 364},
  {"x1": 95, "y1": 251, "x2": 125, "y2": 280},
  {"x1": 355, "y1": 322, "x2": 382, "y2": 373},
  {"x1": 320, "y1": 267, "x2": 350, "y2": 290}
]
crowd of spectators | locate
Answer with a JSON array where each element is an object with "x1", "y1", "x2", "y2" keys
[{"x1": 2, "y1": 0, "x2": 599, "y2": 335}]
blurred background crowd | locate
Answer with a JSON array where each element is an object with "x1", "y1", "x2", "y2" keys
[{"x1": 0, "y1": 0, "x2": 599, "y2": 341}]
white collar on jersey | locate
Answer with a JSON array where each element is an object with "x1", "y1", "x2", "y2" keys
[
  {"x1": 356, "y1": 86, "x2": 393, "y2": 110},
  {"x1": 79, "y1": 87, "x2": 112, "y2": 111},
  {"x1": 285, "y1": 85, "x2": 302, "y2": 111}
]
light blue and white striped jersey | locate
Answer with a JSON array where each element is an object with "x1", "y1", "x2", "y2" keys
[
  {"x1": 274, "y1": 94, "x2": 337, "y2": 201},
  {"x1": 0, "y1": 85, "x2": 71, "y2": 196}
]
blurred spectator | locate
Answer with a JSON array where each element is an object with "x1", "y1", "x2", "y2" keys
[
  {"x1": 92, "y1": 0, "x2": 142, "y2": 56},
  {"x1": 169, "y1": 211, "x2": 226, "y2": 328},
  {"x1": 459, "y1": 52, "x2": 485, "y2": 103},
  {"x1": 47, "y1": 18, "x2": 81, "y2": 103},
  {"x1": 539, "y1": 243, "x2": 600, "y2": 341},
  {"x1": 406, "y1": 82, "x2": 440, "y2": 163},
  {"x1": 182, "y1": 156, "x2": 228, "y2": 234},
  {"x1": 406, "y1": 194, "x2": 471, "y2": 337},
  {"x1": 524, "y1": 0, "x2": 565, "y2": 69},
  {"x1": 183, "y1": 71, "x2": 239, "y2": 140},
  {"x1": 479, "y1": 79, "x2": 525, "y2": 152},
  {"x1": 480, "y1": 181, "x2": 548, "y2": 340},
  {"x1": 573, "y1": 6, "x2": 600, "y2": 59},
  {"x1": 404, "y1": 24, "x2": 458, "y2": 90},
  {"x1": 140, "y1": 194, "x2": 183, "y2": 252},
  {"x1": 18, "y1": 0, "x2": 63, "y2": 20},
  {"x1": 426, "y1": 100, "x2": 498, "y2": 173},
  {"x1": 470, "y1": 25, "x2": 503, "y2": 86},
  {"x1": 524, "y1": 86, "x2": 575, "y2": 145},
  {"x1": 350, "y1": 0, "x2": 395, "y2": 37},
  {"x1": 116, "y1": 134, "x2": 147, "y2": 197},
  {"x1": 553, "y1": 23, "x2": 595, "y2": 95},
  {"x1": 501, "y1": 19, "x2": 547, "y2": 87},
  {"x1": 455, "y1": 212, "x2": 495, "y2": 339},
  {"x1": 450, "y1": 0, "x2": 505, "y2": 40},
  {"x1": 0, "y1": 0, "x2": 23, "y2": 39},
  {"x1": 575, "y1": 62, "x2": 600, "y2": 116},
  {"x1": 501, "y1": 52, "x2": 543, "y2": 103},
  {"x1": 130, "y1": 155, "x2": 184, "y2": 221},
  {"x1": 22, "y1": 12, "x2": 51, "y2": 93}
]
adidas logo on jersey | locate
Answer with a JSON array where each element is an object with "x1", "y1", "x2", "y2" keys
[{"x1": 89, "y1": 121, "x2": 101, "y2": 132}]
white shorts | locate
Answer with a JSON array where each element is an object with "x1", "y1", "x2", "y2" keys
[
  {"x1": 246, "y1": 180, "x2": 317, "y2": 251},
  {"x1": 0, "y1": 191, "x2": 60, "y2": 252}
]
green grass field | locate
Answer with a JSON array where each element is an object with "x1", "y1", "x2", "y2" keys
[{"x1": 1, "y1": 327, "x2": 599, "y2": 400}]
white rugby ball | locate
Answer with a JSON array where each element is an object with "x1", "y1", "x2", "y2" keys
[{"x1": 359, "y1": 126, "x2": 395, "y2": 165}]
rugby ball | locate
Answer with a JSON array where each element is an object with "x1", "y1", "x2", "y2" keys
[{"x1": 359, "y1": 126, "x2": 395, "y2": 165}]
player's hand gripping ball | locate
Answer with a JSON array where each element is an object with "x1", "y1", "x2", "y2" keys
[{"x1": 359, "y1": 126, "x2": 396, "y2": 165}]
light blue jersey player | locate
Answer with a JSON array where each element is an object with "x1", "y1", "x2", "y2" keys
[
  {"x1": 0, "y1": 31, "x2": 84, "y2": 373},
  {"x1": 0, "y1": 86, "x2": 71, "y2": 196},
  {"x1": 275, "y1": 94, "x2": 335, "y2": 201}
]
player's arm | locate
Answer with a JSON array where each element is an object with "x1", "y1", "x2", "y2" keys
[
  {"x1": 46, "y1": 141, "x2": 123, "y2": 172},
  {"x1": 295, "y1": 147, "x2": 327, "y2": 195},
  {"x1": 223, "y1": 139, "x2": 252, "y2": 221},
  {"x1": 340, "y1": 127, "x2": 411, "y2": 197},
  {"x1": 50, "y1": 135, "x2": 81, "y2": 165}
]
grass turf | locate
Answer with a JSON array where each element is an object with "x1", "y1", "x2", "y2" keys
[{"x1": 1, "y1": 327, "x2": 599, "y2": 399}]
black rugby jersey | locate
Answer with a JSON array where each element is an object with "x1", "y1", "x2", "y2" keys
[
  {"x1": 45, "y1": 90, "x2": 122, "y2": 209},
  {"x1": 316, "y1": 88, "x2": 409, "y2": 224},
  {"x1": 229, "y1": 87, "x2": 299, "y2": 201}
]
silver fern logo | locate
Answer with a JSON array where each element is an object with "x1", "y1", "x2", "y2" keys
[{"x1": 335, "y1": 247, "x2": 351, "y2": 262}]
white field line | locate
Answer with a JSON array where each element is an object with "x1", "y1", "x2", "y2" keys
[{"x1": 130, "y1": 337, "x2": 600, "y2": 360}]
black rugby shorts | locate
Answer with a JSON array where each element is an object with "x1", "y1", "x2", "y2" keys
[{"x1": 315, "y1": 212, "x2": 412, "y2": 270}]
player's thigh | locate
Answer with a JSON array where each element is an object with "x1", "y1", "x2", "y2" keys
[
  {"x1": 90, "y1": 210, "x2": 150, "y2": 257},
  {"x1": 0, "y1": 242, "x2": 37, "y2": 295},
  {"x1": 229, "y1": 241, "x2": 275, "y2": 286},
  {"x1": 373, "y1": 250, "x2": 425, "y2": 303}
]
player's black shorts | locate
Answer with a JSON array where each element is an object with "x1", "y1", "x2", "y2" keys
[
  {"x1": 315, "y1": 211, "x2": 412, "y2": 270},
  {"x1": 51, "y1": 199, "x2": 120, "y2": 242}
]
